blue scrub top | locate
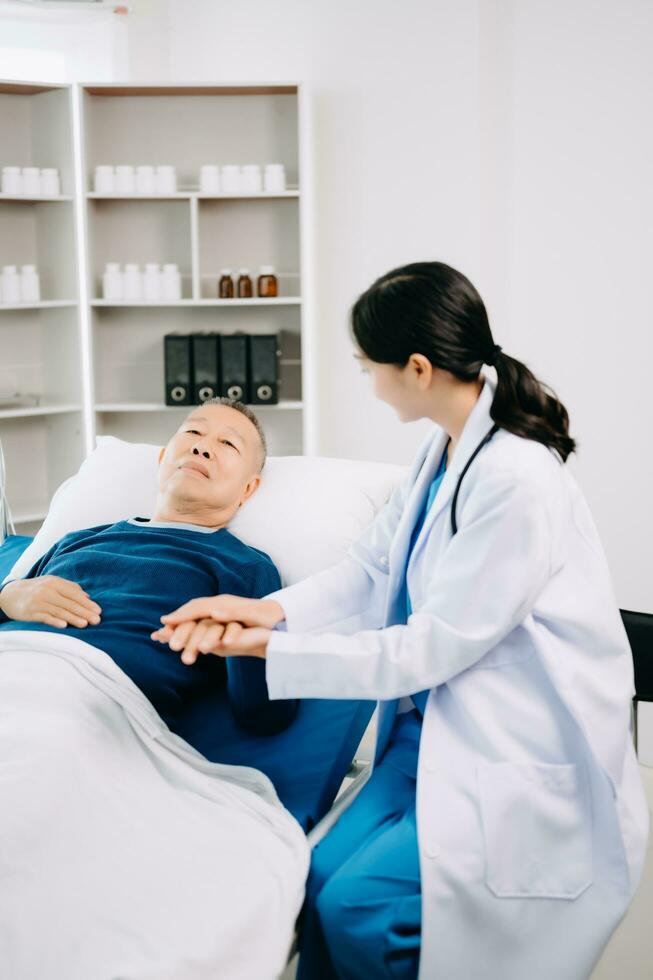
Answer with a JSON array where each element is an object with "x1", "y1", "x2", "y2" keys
[{"x1": 404, "y1": 444, "x2": 449, "y2": 717}]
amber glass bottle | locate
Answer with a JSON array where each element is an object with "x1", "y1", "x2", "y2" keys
[
  {"x1": 237, "y1": 269, "x2": 253, "y2": 298},
  {"x1": 218, "y1": 269, "x2": 234, "y2": 298},
  {"x1": 257, "y1": 265, "x2": 278, "y2": 297}
]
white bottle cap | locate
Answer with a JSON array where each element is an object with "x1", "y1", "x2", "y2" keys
[
  {"x1": 201, "y1": 164, "x2": 219, "y2": 173},
  {"x1": 21, "y1": 265, "x2": 36, "y2": 273},
  {"x1": 40, "y1": 168, "x2": 57, "y2": 175},
  {"x1": 105, "y1": 263, "x2": 121, "y2": 272},
  {"x1": 125, "y1": 263, "x2": 140, "y2": 272},
  {"x1": 145, "y1": 262, "x2": 160, "y2": 271},
  {"x1": 22, "y1": 166, "x2": 39, "y2": 175},
  {"x1": 243, "y1": 164, "x2": 260, "y2": 172},
  {"x1": 157, "y1": 165, "x2": 175, "y2": 173},
  {"x1": 259, "y1": 265, "x2": 275, "y2": 275},
  {"x1": 136, "y1": 165, "x2": 155, "y2": 173},
  {"x1": 220, "y1": 268, "x2": 233, "y2": 276},
  {"x1": 265, "y1": 163, "x2": 285, "y2": 170},
  {"x1": 238, "y1": 268, "x2": 250, "y2": 276},
  {"x1": 2, "y1": 166, "x2": 20, "y2": 174},
  {"x1": 2, "y1": 265, "x2": 17, "y2": 274},
  {"x1": 95, "y1": 165, "x2": 113, "y2": 170},
  {"x1": 163, "y1": 263, "x2": 178, "y2": 272},
  {"x1": 116, "y1": 165, "x2": 135, "y2": 173}
]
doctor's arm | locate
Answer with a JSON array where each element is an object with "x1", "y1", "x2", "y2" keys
[{"x1": 264, "y1": 469, "x2": 554, "y2": 701}]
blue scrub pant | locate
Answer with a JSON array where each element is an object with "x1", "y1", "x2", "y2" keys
[{"x1": 297, "y1": 710, "x2": 422, "y2": 980}]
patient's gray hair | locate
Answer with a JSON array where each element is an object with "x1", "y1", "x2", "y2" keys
[{"x1": 201, "y1": 397, "x2": 267, "y2": 472}]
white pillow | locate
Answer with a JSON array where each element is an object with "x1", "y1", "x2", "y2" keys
[{"x1": 8, "y1": 436, "x2": 407, "y2": 587}]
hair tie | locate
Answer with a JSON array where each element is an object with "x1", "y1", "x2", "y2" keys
[{"x1": 487, "y1": 344, "x2": 503, "y2": 367}]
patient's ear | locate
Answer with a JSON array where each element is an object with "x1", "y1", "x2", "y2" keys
[
  {"x1": 158, "y1": 446, "x2": 165, "y2": 464},
  {"x1": 239, "y1": 474, "x2": 261, "y2": 506}
]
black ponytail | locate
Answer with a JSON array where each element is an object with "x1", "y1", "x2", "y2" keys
[
  {"x1": 351, "y1": 261, "x2": 576, "y2": 462},
  {"x1": 490, "y1": 349, "x2": 575, "y2": 461}
]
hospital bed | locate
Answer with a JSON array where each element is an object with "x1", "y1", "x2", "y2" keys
[
  {"x1": 0, "y1": 438, "x2": 406, "y2": 975},
  {"x1": 0, "y1": 438, "x2": 407, "y2": 835},
  {"x1": 0, "y1": 522, "x2": 374, "y2": 831}
]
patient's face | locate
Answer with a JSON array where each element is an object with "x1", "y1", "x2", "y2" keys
[{"x1": 157, "y1": 405, "x2": 262, "y2": 522}]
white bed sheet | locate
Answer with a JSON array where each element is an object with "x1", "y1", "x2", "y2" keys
[{"x1": 0, "y1": 629, "x2": 309, "y2": 980}]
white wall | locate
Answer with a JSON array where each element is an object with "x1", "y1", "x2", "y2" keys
[
  {"x1": 167, "y1": 0, "x2": 653, "y2": 614},
  {"x1": 167, "y1": 0, "x2": 486, "y2": 468},
  {"x1": 1, "y1": 0, "x2": 650, "y2": 615},
  {"x1": 0, "y1": 0, "x2": 130, "y2": 80},
  {"x1": 504, "y1": 0, "x2": 653, "y2": 613}
]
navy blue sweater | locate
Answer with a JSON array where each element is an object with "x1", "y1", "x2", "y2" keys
[{"x1": 0, "y1": 518, "x2": 297, "y2": 740}]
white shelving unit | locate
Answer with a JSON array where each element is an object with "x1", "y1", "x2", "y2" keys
[
  {"x1": 0, "y1": 80, "x2": 84, "y2": 536},
  {"x1": 1, "y1": 80, "x2": 315, "y2": 536}
]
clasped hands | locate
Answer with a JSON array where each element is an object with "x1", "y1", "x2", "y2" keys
[
  {"x1": 0, "y1": 576, "x2": 282, "y2": 666},
  {"x1": 150, "y1": 596, "x2": 285, "y2": 664}
]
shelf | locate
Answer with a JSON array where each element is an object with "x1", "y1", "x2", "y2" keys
[
  {"x1": 0, "y1": 194, "x2": 73, "y2": 203},
  {"x1": 0, "y1": 403, "x2": 82, "y2": 420},
  {"x1": 0, "y1": 198, "x2": 79, "y2": 300},
  {"x1": 84, "y1": 85, "x2": 298, "y2": 97},
  {"x1": 91, "y1": 298, "x2": 301, "y2": 307},
  {"x1": 0, "y1": 82, "x2": 65, "y2": 96},
  {"x1": 0, "y1": 301, "x2": 78, "y2": 311},
  {"x1": 87, "y1": 191, "x2": 299, "y2": 200},
  {"x1": 0, "y1": 80, "x2": 308, "y2": 506},
  {"x1": 197, "y1": 191, "x2": 299, "y2": 200},
  {"x1": 95, "y1": 401, "x2": 303, "y2": 413},
  {"x1": 88, "y1": 192, "x2": 191, "y2": 201}
]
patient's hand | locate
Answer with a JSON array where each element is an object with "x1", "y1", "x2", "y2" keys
[
  {"x1": 151, "y1": 618, "x2": 270, "y2": 663},
  {"x1": 159, "y1": 595, "x2": 285, "y2": 631},
  {"x1": 0, "y1": 576, "x2": 102, "y2": 629}
]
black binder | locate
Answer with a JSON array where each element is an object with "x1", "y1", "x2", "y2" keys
[
  {"x1": 191, "y1": 333, "x2": 220, "y2": 405},
  {"x1": 164, "y1": 334, "x2": 192, "y2": 406},
  {"x1": 248, "y1": 334, "x2": 279, "y2": 405},
  {"x1": 220, "y1": 334, "x2": 249, "y2": 403}
]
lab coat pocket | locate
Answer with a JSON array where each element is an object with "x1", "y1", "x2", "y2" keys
[{"x1": 477, "y1": 761, "x2": 593, "y2": 900}]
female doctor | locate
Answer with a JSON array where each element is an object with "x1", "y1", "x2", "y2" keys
[{"x1": 153, "y1": 261, "x2": 648, "y2": 980}]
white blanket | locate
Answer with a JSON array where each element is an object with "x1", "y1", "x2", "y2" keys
[{"x1": 0, "y1": 630, "x2": 310, "y2": 980}]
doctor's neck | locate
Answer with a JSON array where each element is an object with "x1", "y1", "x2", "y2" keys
[{"x1": 430, "y1": 373, "x2": 485, "y2": 460}]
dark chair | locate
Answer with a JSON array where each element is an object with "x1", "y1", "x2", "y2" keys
[{"x1": 620, "y1": 609, "x2": 653, "y2": 755}]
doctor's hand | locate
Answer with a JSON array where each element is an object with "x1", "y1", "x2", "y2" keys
[
  {"x1": 0, "y1": 576, "x2": 102, "y2": 629},
  {"x1": 158, "y1": 594, "x2": 285, "y2": 631},
  {"x1": 151, "y1": 618, "x2": 270, "y2": 664}
]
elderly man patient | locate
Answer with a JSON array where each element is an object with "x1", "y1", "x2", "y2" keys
[{"x1": 0, "y1": 399, "x2": 309, "y2": 980}]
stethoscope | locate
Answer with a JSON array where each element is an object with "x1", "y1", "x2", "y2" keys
[{"x1": 450, "y1": 423, "x2": 500, "y2": 536}]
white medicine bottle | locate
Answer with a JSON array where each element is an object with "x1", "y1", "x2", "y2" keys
[
  {"x1": 161, "y1": 263, "x2": 181, "y2": 301},
  {"x1": 103, "y1": 263, "x2": 123, "y2": 301},
  {"x1": 143, "y1": 263, "x2": 161, "y2": 302},
  {"x1": 20, "y1": 265, "x2": 41, "y2": 303},
  {"x1": 123, "y1": 263, "x2": 142, "y2": 302},
  {"x1": 1, "y1": 266, "x2": 20, "y2": 305}
]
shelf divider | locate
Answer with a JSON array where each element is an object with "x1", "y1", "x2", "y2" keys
[
  {"x1": 190, "y1": 195, "x2": 200, "y2": 301},
  {"x1": 0, "y1": 403, "x2": 82, "y2": 420},
  {"x1": 0, "y1": 301, "x2": 78, "y2": 311},
  {"x1": 91, "y1": 298, "x2": 301, "y2": 307},
  {"x1": 95, "y1": 401, "x2": 303, "y2": 413}
]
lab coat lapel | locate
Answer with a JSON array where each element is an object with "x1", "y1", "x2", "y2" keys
[
  {"x1": 384, "y1": 428, "x2": 450, "y2": 620},
  {"x1": 376, "y1": 371, "x2": 497, "y2": 767},
  {"x1": 408, "y1": 370, "x2": 497, "y2": 559},
  {"x1": 376, "y1": 430, "x2": 449, "y2": 765}
]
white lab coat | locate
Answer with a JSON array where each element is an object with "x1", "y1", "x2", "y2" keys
[{"x1": 266, "y1": 369, "x2": 649, "y2": 980}]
